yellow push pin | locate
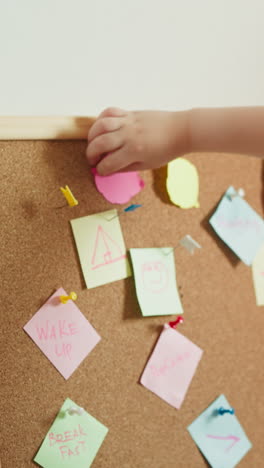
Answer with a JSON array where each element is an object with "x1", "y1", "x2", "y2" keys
[
  {"x1": 60, "y1": 291, "x2": 77, "y2": 304},
  {"x1": 60, "y1": 185, "x2": 78, "y2": 207}
]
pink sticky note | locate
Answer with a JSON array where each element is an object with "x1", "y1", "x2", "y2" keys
[
  {"x1": 92, "y1": 168, "x2": 144, "y2": 204},
  {"x1": 23, "y1": 288, "x2": 101, "y2": 379},
  {"x1": 140, "y1": 325, "x2": 203, "y2": 409}
]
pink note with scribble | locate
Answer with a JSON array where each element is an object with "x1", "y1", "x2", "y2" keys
[
  {"x1": 140, "y1": 325, "x2": 203, "y2": 409},
  {"x1": 92, "y1": 168, "x2": 144, "y2": 204},
  {"x1": 23, "y1": 288, "x2": 101, "y2": 379}
]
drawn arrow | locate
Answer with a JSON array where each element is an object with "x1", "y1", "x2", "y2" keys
[{"x1": 206, "y1": 434, "x2": 240, "y2": 452}]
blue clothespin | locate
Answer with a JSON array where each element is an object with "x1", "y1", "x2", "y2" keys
[
  {"x1": 107, "y1": 204, "x2": 142, "y2": 221},
  {"x1": 218, "y1": 407, "x2": 235, "y2": 416}
]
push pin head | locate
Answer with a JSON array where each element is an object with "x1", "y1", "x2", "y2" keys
[
  {"x1": 124, "y1": 204, "x2": 142, "y2": 212},
  {"x1": 164, "y1": 235, "x2": 201, "y2": 256},
  {"x1": 179, "y1": 235, "x2": 201, "y2": 254},
  {"x1": 237, "y1": 188, "x2": 245, "y2": 198},
  {"x1": 67, "y1": 406, "x2": 84, "y2": 416},
  {"x1": 107, "y1": 203, "x2": 142, "y2": 221},
  {"x1": 228, "y1": 188, "x2": 245, "y2": 201},
  {"x1": 218, "y1": 406, "x2": 235, "y2": 416},
  {"x1": 60, "y1": 292, "x2": 77, "y2": 304},
  {"x1": 168, "y1": 316, "x2": 184, "y2": 329}
]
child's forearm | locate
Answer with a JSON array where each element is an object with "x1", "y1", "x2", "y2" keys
[
  {"x1": 86, "y1": 106, "x2": 264, "y2": 176},
  {"x1": 188, "y1": 107, "x2": 264, "y2": 157}
]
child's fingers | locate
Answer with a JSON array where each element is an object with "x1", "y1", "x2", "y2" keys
[
  {"x1": 88, "y1": 117, "x2": 122, "y2": 142},
  {"x1": 86, "y1": 133, "x2": 124, "y2": 167},
  {"x1": 98, "y1": 107, "x2": 127, "y2": 118},
  {"x1": 112, "y1": 162, "x2": 143, "y2": 172},
  {"x1": 96, "y1": 148, "x2": 132, "y2": 176}
]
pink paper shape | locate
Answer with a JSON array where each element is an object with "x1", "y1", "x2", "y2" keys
[
  {"x1": 92, "y1": 168, "x2": 144, "y2": 204},
  {"x1": 23, "y1": 288, "x2": 101, "y2": 379},
  {"x1": 140, "y1": 325, "x2": 203, "y2": 409}
]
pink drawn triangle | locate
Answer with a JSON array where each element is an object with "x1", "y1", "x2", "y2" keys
[{"x1": 91, "y1": 225, "x2": 126, "y2": 270}]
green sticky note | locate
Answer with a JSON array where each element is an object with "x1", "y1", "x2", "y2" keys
[
  {"x1": 70, "y1": 210, "x2": 131, "y2": 288},
  {"x1": 129, "y1": 248, "x2": 183, "y2": 316},
  {"x1": 34, "y1": 398, "x2": 108, "y2": 468}
]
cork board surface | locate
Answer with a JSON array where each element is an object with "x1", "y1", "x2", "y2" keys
[{"x1": 1, "y1": 140, "x2": 264, "y2": 468}]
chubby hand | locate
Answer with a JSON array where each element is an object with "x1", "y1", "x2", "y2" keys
[{"x1": 86, "y1": 107, "x2": 189, "y2": 176}]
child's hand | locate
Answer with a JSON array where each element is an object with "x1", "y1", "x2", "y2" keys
[{"x1": 86, "y1": 107, "x2": 190, "y2": 175}]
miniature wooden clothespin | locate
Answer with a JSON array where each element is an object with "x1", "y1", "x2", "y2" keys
[
  {"x1": 60, "y1": 185, "x2": 78, "y2": 207},
  {"x1": 165, "y1": 235, "x2": 201, "y2": 256}
]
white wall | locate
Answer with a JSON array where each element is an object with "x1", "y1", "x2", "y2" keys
[{"x1": 0, "y1": 0, "x2": 264, "y2": 116}]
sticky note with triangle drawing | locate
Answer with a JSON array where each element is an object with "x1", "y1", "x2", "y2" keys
[{"x1": 70, "y1": 210, "x2": 131, "y2": 288}]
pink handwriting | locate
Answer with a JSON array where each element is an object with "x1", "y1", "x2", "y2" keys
[
  {"x1": 59, "y1": 441, "x2": 86, "y2": 459},
  {"x1": 55, "y1": 343, "x2": 72, "y2": 359},
  {"x1": 36, "y1": 320, "x2": 78, "y2": 341},
  {"x1": 35, "y1": 321, "x2": 78, "y2": 359},
  {"x1": 54, "y1": 425, "x2": 87, "y2": 459},
  {"x1": 142, "y1": 261, "x2": 169, "y2": 293},
  {"x1": 206, "y1": 434, "x2": 240, "y2": 452},
  {"x1": 49, "y1": 424, "x2": 87, "y2": 446},
  {"x1": 149, "y1": 352, "x2": 191, "y2": 377},
  {"x1": 215, "y1": 216, "x2": 261, "y2": 234},
  {"x1": 91, "y1": 225, "x2": 125, "y2": 270}
]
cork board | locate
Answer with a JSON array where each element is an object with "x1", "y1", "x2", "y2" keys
[{"x1": 1, "y1": 140, "x2": 263, "y2": 467}]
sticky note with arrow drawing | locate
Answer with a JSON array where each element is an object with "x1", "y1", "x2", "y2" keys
[{"x1": 187, "y1": 394, "x2": 252, "y2": 468}]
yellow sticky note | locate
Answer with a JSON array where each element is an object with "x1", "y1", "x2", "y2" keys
[
  {"x1": 70, "y1": 210, "x2": 131, "y2": 288},
  {"x1": 166, "y1": 157, "x2": 199, "y2": 209},
  {"x1": 252, "y1": 243, "x2": 264, "y2": 305}
]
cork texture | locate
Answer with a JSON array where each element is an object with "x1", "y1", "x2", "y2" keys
[{"x1": 0, "y1": 140, "x2": 263, "y2": 467}]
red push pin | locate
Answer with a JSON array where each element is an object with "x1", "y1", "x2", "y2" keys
[{"x1": 168, "y1": 316, "x2": 184, "y2": 329}]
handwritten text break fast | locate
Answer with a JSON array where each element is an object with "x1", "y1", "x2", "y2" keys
[{"x1": 49, "y1": 424, "x2": 87, "y2": 459}]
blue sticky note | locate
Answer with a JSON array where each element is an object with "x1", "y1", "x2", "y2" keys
[
  {"x1": 188, "y1": 394, "x2": 252, "y2": 468},
  {"x1": 209, "y1": 186, "x2": 264, "y2": 266}
]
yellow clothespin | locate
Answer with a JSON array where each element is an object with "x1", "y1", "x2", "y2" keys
[
  {"x1": 60, "y1": 291, "x2": 77, "y2": 304},
  {"x1": 60, "y1": 185, "x2": 78, "y2": 207}
]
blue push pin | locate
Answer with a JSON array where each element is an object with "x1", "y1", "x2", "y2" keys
[
  {"x1": 218, "y1": 406, "x2": 235, "y2": 416},
  {"x1": 107, "y1": 204, "x2": 142, "y2": 220},
  {"x1": 124, "y1": 204, "x2": 142, "y2": 212}
]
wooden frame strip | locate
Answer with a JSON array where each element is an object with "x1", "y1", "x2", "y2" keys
[{"x1": 0, "y1": 116, "x2": 95, "y2": 140}]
